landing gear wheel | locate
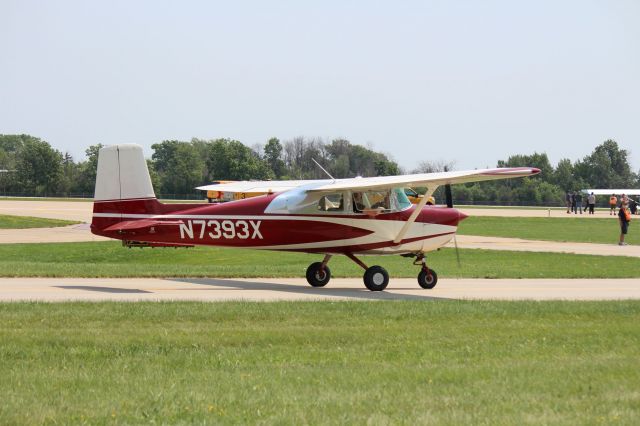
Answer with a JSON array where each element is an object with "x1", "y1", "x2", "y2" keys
[
  {"x1": 363, "y1": 266, "x2": 389, "y2": 291},
  {"x1": 306, "y1": 262, "x2": 331, "y2": 287},
  {"x1": 418, "y1": 269, "x2": 438, "y2": 289}
]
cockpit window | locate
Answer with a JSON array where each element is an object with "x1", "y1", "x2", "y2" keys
[
  {"x1": 352, "y1": 190, "x2": 392, "y2": 213},
  {"x1": 404, "y1": 188, "x2": 418, "y2": 198},
  {"x1": 265, "y1": 187, "x2": 412, "y2": 215},
  {"x1": 317, "y1": 193, "x2": 344, "y2": 212}
]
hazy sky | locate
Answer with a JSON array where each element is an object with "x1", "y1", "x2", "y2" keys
[{"x1": 1, "y1": 0, "x2": 639, "y2": 171}]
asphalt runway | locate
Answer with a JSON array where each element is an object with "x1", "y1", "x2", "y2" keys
[{"x1": 1, "y1": 277, "x2": 639, "y2": 302}]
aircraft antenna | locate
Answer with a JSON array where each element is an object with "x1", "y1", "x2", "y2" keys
[{"x1": 312, "y1": 158, "x2": 335, "y2": 180}]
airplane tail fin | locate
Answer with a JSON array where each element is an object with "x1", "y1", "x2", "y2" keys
[
  {"x1": 94, "y1": 144, "x2": 155, "y2": 202},
  {"x1": 91, "y1": 144, "x2": 161, "y2": 234}
]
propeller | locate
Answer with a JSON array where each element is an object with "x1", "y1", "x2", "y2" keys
[
  {"x1": 444, "y1": 183, "x2": 461, "y2": 267},
  {"x1": 445, "y1": 184, "x2": 453, "y2": 208}
]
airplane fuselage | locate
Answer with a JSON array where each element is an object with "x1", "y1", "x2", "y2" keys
[{"x1": 91, "y1": 195, "x2": 467, "y2": 255}]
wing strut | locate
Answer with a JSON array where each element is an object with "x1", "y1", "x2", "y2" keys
[{"x1": 393, "y1": 186, "x2": 438, "y2": 244}]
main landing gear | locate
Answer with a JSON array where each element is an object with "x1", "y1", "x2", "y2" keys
[
  {"x1": 305, "y1": 255, "x2": 332, "y2": 287},
  {"x1": 304, "y1": 252, "x2": 438, "y2": 292}
]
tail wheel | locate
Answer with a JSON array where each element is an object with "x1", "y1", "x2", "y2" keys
[
  {"x1": 363, "y1": 266, "x2": 389, "y2": 291},
  {"x1": 306, "y1": 262, "x2": 331, "y2": 287},
  {"x1": 418, "y1": 269, "x2": 438, "y2": 289}
]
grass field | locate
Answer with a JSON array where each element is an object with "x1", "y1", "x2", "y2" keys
[
  {"x1": 459, "y1": 216, "x2": 639, "y2": 245},
  {"x1": 1, "y1": 241, "x2": 639, "y2": 278},
  {"x1": 0, "y1": 214, "x2": 79, "y2": 229},
  {"x1": 1, "y1": 301, "x2": 638, "y2": 424}
]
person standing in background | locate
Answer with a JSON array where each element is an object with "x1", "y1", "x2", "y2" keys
[
  {"x1": 571, "y1": 191, "x2": 578, "y2": 214},
  {"x1": 618, "y1": 200, "x2": 631, "y2": 246},
  {"x1": 610, "y1": 194, "x2": 618, "y2": 215},
  {"x1": 588, "y1": 192, "x2": 596, "y2": 215},
  {"x1": 566, "y1": 191, "x2": 572, "y2": 214},
  {"x1": 574, "y1": 191, "x2": 583, "y2": 214}
]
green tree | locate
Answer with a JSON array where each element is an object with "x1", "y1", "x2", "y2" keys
[
  {"x1": 552, "y1": 158, "x2": 575, "y2": 190},
  {"x1": 323, "y1": 138, "x2": 400, "y2": 178},
  {"x1": 146, "y1": 159, "x2": 161, "y2": 194},
  {"x1": 207, "y1": 139, "x2": 273, "y2": 181},
  {"x1": 14, "y1": 136, "x2": 63, "y2": 195},
  {"x1": 72, "y1": 143, "x2": 105, "y2": 195},
  {"x1": 0, "y1": 134, "x2": 26, "y2": 193},
  {"x1": 575, "y1": 140, "x2": 637, "y2": 189},
  {"x1": 58, "y1": 152, "x2": 81, "y2": 195},
  {"x1": 263, "y1": 137, "x2": 285, "y2": 178},
  {"x1": 498, "y1": 152, "x2": 553, "y2": 178},
  {"x1": 151, "y1": 140, "x2": 206, "y2": 195}
]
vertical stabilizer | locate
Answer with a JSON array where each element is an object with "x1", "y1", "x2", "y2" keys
[{"x1": 94, "y1": 144, "x2": 155, "y2": 201}]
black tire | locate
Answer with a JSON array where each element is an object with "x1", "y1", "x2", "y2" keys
[
  {"x1": 363, "y1": 266, "x2": 389, "y2": 291},
  {"x1": 418, "y1": 269, "x2": 438, "y2": 289},
  {"x1": 306, "y1": 262, "x2": 331, "y2": 287}
]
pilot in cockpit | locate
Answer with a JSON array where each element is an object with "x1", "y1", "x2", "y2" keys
[{"x1": 353, "y1": 192, "x2": 365, "y2": 213}]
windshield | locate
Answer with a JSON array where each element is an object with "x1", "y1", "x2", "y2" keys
[{"x1": 394, "y1": 188, "x2": 412, "y2": 210}]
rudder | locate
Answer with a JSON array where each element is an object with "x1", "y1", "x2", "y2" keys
[
  {"x1": 94, "y1": 144, "x2": 155, "y2": 201},
  {"x1": 91, "y1": 144, "x2": 159, "y2": 235}
]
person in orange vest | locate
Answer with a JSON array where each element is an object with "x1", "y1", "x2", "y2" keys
[
  {"x1": 609, "y1": 194, "x2": 618, "y2": 215},
  {"x1": 618, "y1": 199, "x2": 631, "y2": 246}
]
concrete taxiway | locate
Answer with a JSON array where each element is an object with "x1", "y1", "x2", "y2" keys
[
  {"x1": 447, "y1": 235, "x2": 640, "y2": 258},
  {"x1": 0, "y1": 200, "x2": 95, "y2": 222},
  {"x1": 1, "y1": 277, "x2": 639, "y2": 302},
  {"x1": 0, "y1": 223, "x2": 109, "y2": 244}
]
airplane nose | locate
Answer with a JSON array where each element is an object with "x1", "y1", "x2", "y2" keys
[
  {"x1": 422, "y1": 207, "x2": 468, "y2": 226},
  {"x1": 449, "y1": 208, "x2": 468, "y2": 226}
]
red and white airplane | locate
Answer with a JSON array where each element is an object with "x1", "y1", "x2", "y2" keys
[{"x1": 91, "y1": 145, "x2": 540, "y2": 291}]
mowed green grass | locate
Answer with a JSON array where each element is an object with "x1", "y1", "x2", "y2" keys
[
  {"x1": 1, "y1": 241, "x2": 639, "y2": 278},
  {"x1": 459, "y1": 216, "x2": 639, "y2": 245},
  {"x1": 0, "y1": 214, "x2": 79, "y2": 229},
  {"x1": 1, "y1": 301, "x2": 638, "y2": 424}
]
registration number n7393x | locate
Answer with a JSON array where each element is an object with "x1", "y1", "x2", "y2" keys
[{"x1": 179, "y1": 220, "x2": 263, "y2": 240}]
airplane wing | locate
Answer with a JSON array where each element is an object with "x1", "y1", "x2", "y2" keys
[
  {"x1": 306, "y1": 167, "x2": 540, "y2": 192},
  {"x1": 584, "y1": 189, "x2": 640, "y2": 196},
  {"x1": 196, "y1": 167, "x2": 540, "y2": 195},
  {"x1": 196, "y1": 179, "x2": 326, "y2": 194}
]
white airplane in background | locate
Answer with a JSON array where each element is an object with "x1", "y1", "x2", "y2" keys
[{"x1": 584, "y1": 189, "x2": 640, "y2": 196}]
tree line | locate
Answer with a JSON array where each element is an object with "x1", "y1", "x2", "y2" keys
[
  {"x1": 0, "y1": 134, "x2": 638, "y2": 205},
  {"x1": 0, "y1": 135, "x2": 400, "y2": 198},
  {"x1": 438, "y1": 140, "x2": 639, "y2": 205}
]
